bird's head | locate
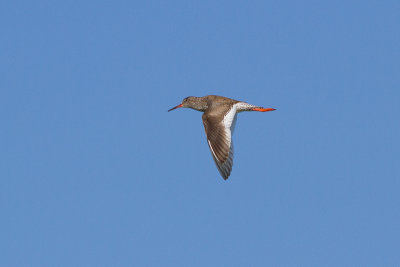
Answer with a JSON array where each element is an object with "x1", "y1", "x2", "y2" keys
[{"x1": 168, "y1": 96, "x2": 196, "y2": 112}]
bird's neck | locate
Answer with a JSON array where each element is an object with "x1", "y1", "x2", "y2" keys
[{"x1": 188, "y1": 97, "x2": 208, "y2": 112}]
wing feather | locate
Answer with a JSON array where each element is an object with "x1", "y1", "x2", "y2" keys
[{"x1": 202, "y1": 104, "x2": 237, "y2": 180}]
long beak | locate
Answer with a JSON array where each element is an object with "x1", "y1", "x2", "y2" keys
[{"x1": 168, "y1": 103, "x2": 183, "y2": 112}]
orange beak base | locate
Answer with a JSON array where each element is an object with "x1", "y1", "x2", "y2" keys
[{"x1": 168, "y1": 103, "x2": 183, "y2": 112}]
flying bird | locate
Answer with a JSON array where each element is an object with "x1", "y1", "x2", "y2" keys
[{"x1": 168, "y1": 95, "x2": 275, "y2": 180}]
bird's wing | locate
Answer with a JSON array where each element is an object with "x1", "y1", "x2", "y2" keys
[{"x1": 202, "y1": 104, "x2": 237, "y2": 180}]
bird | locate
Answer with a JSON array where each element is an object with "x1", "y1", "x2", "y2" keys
[{"x1": 168, "y1": 95, "x2": 276, "y2": 180}]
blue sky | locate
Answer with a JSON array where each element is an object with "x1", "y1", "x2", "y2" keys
[{"x1": 1, "y1": 0, "x2": 399, "y2": 266}]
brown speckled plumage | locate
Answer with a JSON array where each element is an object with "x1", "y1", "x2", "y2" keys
[{"x1": 168, "y1": 95, "x2": 275, "y2": 180}]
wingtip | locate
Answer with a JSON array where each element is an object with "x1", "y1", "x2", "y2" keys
[{"x1": 222, "y1": 176, "x2": 229, "y2": 180}]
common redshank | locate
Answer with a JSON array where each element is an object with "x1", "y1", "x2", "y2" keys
[{"x1": 168, "y1": 95, "x2": 275, "y2": 180}]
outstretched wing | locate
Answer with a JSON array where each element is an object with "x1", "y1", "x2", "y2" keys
[{"x1": 202, "y1": 104, "x2": 237, "y2": 180}]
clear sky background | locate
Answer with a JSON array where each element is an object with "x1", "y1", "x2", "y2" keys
[{"x1": 1, "y1": 0, "x2": 399, "y2": 266}]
